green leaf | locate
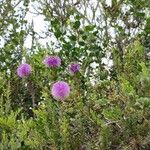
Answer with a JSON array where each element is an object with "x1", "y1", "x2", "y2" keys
[
  {"x1": 103, "y1": 106, "x2": 122, "y2": 121},
  {"x1": 136, "y1": 97, "x2": 150, "y2": 108},
  {"x1": 69, "y1": 35, "x2": 76, "y2": 41},
  {"x1": 51, "y1": 19, "x2": 60, "y2": 27},
  {"x1": 98, "y1": 98, "x2": 109, "y2": 106},
  {"x1": 136, "y1": 12, "x2": 145, "y2": 17},
  {"x1": 120, "y1": 77, "x2": 135, "y2": 95},
  {"x1": 79, "y1": 41, "x2": 85, "y2": 46},
  {"x1": 73, "y1": 21, "x2": 80, "y2": 29},
  {"x1": 85, "y1": 25, "x2": 95, "y2": 31},
  {"x1": 54, "y1": 30, "x2": 61, "y2": 38},
  {"x1": 139, "y1": 62, "x2": 149, "y2": 76},
  {"x1": 82, "y1": 35, "x2": 87, "y2": 40}
]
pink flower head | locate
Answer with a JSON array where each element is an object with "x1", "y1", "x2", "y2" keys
[
  {"x1": 69, "y1": 63, "x2": 80, "y2": 74},
  {"x1": 51, "y1": 81, "x2": 70, "y2": 101},
  {"x1": 43, "y1": 56, "x2": 61, "y2": 68},
  {"x1": 17, "y1": 63, "x2": 32, "y2": 78}
]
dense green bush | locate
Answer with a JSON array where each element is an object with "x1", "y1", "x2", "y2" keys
[{"x1": 0, "y1": 0, "x2": 150, "y2": 149}]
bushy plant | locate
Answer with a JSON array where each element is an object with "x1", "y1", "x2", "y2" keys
[{"x1": 0, "y1": 0, "x2": 150, "y2": 150}]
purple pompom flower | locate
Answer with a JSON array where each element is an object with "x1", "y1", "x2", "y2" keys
[
  {"x1": 17, "y1": 63, "x2": 32, "y2": 78},
  {"x1": 69, "y1": 63, "x2": 80, "y2": 74},
  {"x1": 43, "y1": 56, "x2": 61, "y2": 68},
  {"x1": 51, "y1": 81, "x2": 70, "y2": 101}
]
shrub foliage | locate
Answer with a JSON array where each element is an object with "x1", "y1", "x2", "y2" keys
[{"x1": 0, "y1": 0, "x2": 150, "y2": 149}]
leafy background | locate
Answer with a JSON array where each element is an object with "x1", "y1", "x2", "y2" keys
[{"x1": 0, "y1": 0, "x2": 150, "y2": 149}]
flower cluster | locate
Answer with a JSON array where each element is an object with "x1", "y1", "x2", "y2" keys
[
  {"x1": 69, "y1": 63, "x2": 80, "y2": 74},
  {"x1": 51, "y1": 81, "x2": 70, "y2": 101},
  {"x1": 17, "y1": 55, "x2": 81, "y2": 101},
  {"x1": 43, "y1": 56, "x2": 61, "y2": 68},
  {"x1": 17, "y1": 63, "x2": 32, "y2": 78}
]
